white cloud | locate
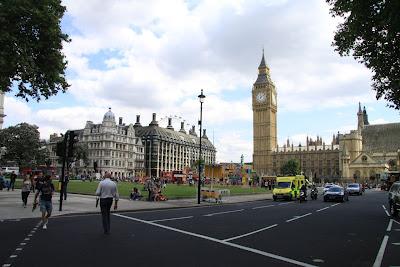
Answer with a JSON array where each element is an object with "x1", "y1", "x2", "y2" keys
[{"x1": 7, "y1": 0, "x2": 396, "y2": 162}]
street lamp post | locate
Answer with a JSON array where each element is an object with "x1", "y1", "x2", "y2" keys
[{"x1": 197, "y1": 89, "x2": 205, "y2": 204}]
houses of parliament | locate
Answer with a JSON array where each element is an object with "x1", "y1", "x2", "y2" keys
[{"x1": 252, "y1": 52, "x2": 400, "y2": 182}]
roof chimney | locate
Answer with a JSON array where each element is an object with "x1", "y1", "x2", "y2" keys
[
  {"x1": 167, "y1": 117, "x2": 174, "y2": 130},
  {"x1": 149, "y1": 113, "x2": 158, "y2": 126},
  {"x1": 134, "y1": 115, "x2": 142, "y2": 128},
  {"x1": 179, "y1": 122, "x2": 186, "y2": 134},
  {"x1": 190, "y1": 125, "x2": 197, "y2": 136},
  {"x1": 203, "y1": 129, "x2": 208, "y2": 139}
]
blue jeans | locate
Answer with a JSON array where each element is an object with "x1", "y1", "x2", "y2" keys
[{"x1": 40, "y1": 200, "x2": 53, "y2": 216}]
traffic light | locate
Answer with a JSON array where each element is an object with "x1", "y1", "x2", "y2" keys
[
  {"x1": 56, "y1": 141, "x2": 66, "y2": 158},
  {"x1": 67, "y1": 131, "x2": 79, "y2": 158}
]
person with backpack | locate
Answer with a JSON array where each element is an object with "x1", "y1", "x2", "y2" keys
[{"x1": 33, "y1": 174, "x2": 55, "y2": 230}]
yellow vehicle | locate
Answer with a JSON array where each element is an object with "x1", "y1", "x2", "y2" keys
[{"x1": 273, "y1": 175, "x2": 307, "y2": 201}]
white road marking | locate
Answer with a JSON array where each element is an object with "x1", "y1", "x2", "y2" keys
[
  {"x1": 286, "y1": 213, "x2": 312, "y2": 223},
  {"x1": 150, "y1": 216, "x2": 193, "y2": 223},
  {"x1": 373, "y1": 235, "x2": 389, "y2": 267},
  {"x1": 387, "y1": 219, "x2": 393, "y2": 232},
  {"x1": 9, "y1": 255, "x2": 17, "y2": 258},
  {"x1": 20, "y1": 243, "x2": 26, "y2": 246},
  {"x1": 24, "y1": 238, "x2": 29, "y2": 241},
  {"x1": 203, "y1": 209, "x2": 244, "y2": 217},
  {"x1": 114, "y1": 214, "x2": 317, "y2": 267},
  {"x1": 223, "y1": 224, "x2": 278, "y2": 242},
  {"x1": 392, "y1": 219, "x2": 400, "y2": 225},
  {"x1": 278, "y1": 202, "x2": 293, "y2": 206},
  {"x1": 316, "y1": 207, "x2": 330, "y2": 212},
  {"x1": 330, "y1": 203, "x2": 341, "y2": 207},
  {"x1": 392, "y1": 242, "x2": 400, "y2": 246},
  {"x1": 252, "y1": 205, "x2": 275, "y2": 210},
  {"x1": 382, "y1": 205, "x2": 390, "y2": 217},
  {"x1": 3, "y1": 264, "x2": 11, "y2": 267},
  {"x1": 16, "y1": 248, "x2": 22, "y2": 251}
]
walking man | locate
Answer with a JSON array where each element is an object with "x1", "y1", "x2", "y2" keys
[
  {"x1": 95, "y1": 172, "x2": 119, "y2": 235},
  {"x1": 33, "y1": 175, "x2": 55, "y2": 229},
  {"x1": 8, "y1": 171, "x2": 17, "y2": 191}
]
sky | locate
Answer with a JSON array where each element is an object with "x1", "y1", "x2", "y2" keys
[{"x1": 5, "y1": 0, "x2": 399, "y2": 163}]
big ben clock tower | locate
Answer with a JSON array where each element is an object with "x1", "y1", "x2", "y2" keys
[{"x1": 252, "y1": 51, "x2": 277, "y2": 176}]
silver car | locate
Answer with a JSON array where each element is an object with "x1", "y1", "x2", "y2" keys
[
  {"x1": 323, "y1": 186, "x2": 349, "y2": 202},
  {"x1": 347, "y1": 183, "x2": 362, "y2": 195}
]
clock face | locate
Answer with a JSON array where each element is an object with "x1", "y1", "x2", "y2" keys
[
  {"x1": 256, "y1": 92, "x2": 266, "y2": 103},
  {"x1": 272, "y1": 93, "x2": 277, "y2": 106}
]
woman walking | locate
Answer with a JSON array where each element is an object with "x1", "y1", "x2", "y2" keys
[{"x1": 21, "y1": 175, "x2": 31, "y2": 208}]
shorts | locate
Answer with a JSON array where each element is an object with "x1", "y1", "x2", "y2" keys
[{"x1": 40, "y1": 200, "x2": 53, "y2": 215}]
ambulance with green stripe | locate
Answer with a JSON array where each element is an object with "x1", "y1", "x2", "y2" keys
[{"x1": 272, "y1": 175, "x2": 307, "y2": 201}]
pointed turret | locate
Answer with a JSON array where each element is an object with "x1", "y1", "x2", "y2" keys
[
  {"x1": 363, "y1": 106, "x2": 369, "y2": 125},
  {"x1": 254, "y1": 49, "x2": 272, "y2": 85},
  {"x1": 357, "y1": 102, "x2": 364, "y2": 132}
]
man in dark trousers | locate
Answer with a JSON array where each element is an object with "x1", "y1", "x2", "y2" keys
[
  {"x1": 95, "y1": 172, "x2": 119, "y2": 235},
  {"x1": 63, "y1": 174, "x2": 69, "y2": 200},
  {"x1": 8, "y1": 171, "x2": 17, "y2": 191}
]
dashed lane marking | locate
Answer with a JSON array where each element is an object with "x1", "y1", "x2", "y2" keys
[
  {"x1": 278, "y1": 202, "x2": 293, "y2": 206},
  {"x1": 382, "y1": 205, "x2": 391, "y2": 217},
  {"x1": 387, "y1": 219, "x2": 393, "y2": 232},
  {"x1": 3, "y1": 264, "x2": 11, "y2": 267},
  {"x1": 286, "y1": 213, "x2": 312, "y2": 223},
  {"x1": 203, "y1": 209, "x2": 244, "y2": 217},
  {"x1": 114, "y1": 213, "x2": 317, "y2": 267},
  {"x1": 316, "y1": 207, "x2": 330, "y2": 212},
  {"x1": 223, "y1": 224, "x2": 278, "y2": 242},
  {"x1": 252, "y1": 205, "x2": 275, "y2": 210},
  {"x1": 150, "y1": 216, "x2": 193, "y2": 223},
  {"x1": 330, "y1": 203, "x2": 341, "y2": 207},
  {"x1": 373, "y1": 235, "x2": 389, "y2": 267},
  {"x1": 9, "y1": 255, "x2": 17, "y2": 259}
]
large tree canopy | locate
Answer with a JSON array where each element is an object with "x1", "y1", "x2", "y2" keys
[
  {"x1": 0, "y1": 123, "x2": 45, "y2": 168},
  {"x1": 0, "y1": 0, "x2": 70, "y2": 101},
  {"x1": 326, "y1": 0, "x2": 400, "y2": 110}
]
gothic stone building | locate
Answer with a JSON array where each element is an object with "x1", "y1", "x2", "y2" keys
[
  {"x1": 252, "y1": 52, "x2": 400, "y2": 181},
  {"x1": 134, "y1": 113, "x2": 216, "y2": 177}
]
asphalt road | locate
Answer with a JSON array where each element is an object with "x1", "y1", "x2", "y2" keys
[{"x1": 1, "y1": 190, "x2": 399, "y2": 267}]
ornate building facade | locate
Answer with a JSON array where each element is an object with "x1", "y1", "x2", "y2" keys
[
  {"x1": 134, "y1": 113, "x2": 216, "y2": 177},
  {"x1": 252, "y1": 52, "x2": 400, "y2": 182},
  {"x1": 46, "y1": 109, "x2": 145, "y2": 178}
]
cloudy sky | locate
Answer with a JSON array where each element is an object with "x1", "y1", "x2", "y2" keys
[{"x1": 5, "y1": 0, "x2": 399, "y2": 163}]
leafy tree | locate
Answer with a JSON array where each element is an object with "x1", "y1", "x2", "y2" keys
[
  {"x1": 0, "y1": 123, "x2": 43, "y2": 168},
  {"x1": 0, "y1": 0, "x2": 70, "y2": 101},
  {"x1": 326, "y1": 0, "x2": 400, "y2": 110},
  {"x1": 280, "y1": 159, "x2": 300, "y2": 176}
]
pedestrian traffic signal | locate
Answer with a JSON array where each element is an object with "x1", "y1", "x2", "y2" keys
[
  {"x1": 56, "y1": 141, "x2": 66, "y2": 158},
  {"x1": 67, "y1": 131, "x2": 79, "y2": 158}
]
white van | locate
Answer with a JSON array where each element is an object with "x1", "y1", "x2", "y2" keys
[{"x1": 1, "y1": 167, "x2": 20, "y2": 175}]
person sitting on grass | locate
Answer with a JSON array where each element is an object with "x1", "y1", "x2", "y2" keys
[
  {"x1": 130, "y1": 187, "x2": 142, "y2": 201},
  {"x1": 153, "y1": 187, "x2": 168, "y2": 201}
]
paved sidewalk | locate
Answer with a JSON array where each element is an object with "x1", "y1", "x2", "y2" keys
[{"x1": 0, "y1": 189, "x2": 272, "y2": 220}]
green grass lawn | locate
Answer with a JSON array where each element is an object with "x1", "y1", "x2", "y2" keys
[{"x1": 14, "y1": 179, "x2": 270, "y2": 199}]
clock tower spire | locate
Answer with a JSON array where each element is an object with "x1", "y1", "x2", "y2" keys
[{"x1": 252, "y1": 51, "x2": 277, "y2": 176}]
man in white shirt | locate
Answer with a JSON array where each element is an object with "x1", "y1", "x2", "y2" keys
[{"x1": 95, "y1": 172, "x2": 119, "y2": 235}]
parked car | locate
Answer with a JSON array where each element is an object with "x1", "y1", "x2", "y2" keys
[
  {"x1": 388, "y1": 182, "x2": 400, "y2": 217},
  {"x1": 324, "y1": 186, "x2": 349, "y2": 202},
  {"x1": 347, "y1": 183, "x2": 362, "y2": 195}
]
